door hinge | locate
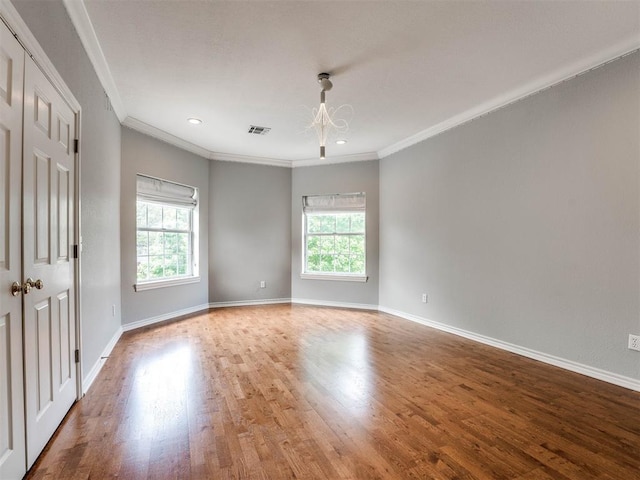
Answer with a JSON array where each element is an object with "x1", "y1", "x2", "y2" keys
[
  {"x1": 74, "y1": 139, "x2": 79, "y2": 154},
  {"x1": 74, "y1": 349, "x2": 80, "y2": 363},
  {"x1": 73, "y1": 244, "x2": 79, "y2": 259}
]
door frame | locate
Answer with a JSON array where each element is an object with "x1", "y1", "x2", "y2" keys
[
  {"x1": 0, "y1": 0, "x2": 84, "y2": 400},
  {"x1": 74, "y1": 110, "x2": 83, "y2": 398}
]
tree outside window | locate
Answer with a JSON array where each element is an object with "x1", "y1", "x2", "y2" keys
[
  {"x1": 302, "y1": 193, "x2": 366, "y2": 280},
  {"x1": 305, "y1": 212, "x2": 365, "y2": 274},
  {"x1": 136, "y1": 202, "x2": 193, "y2": 281}
]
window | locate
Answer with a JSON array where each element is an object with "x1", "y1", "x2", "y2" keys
[
  {"x1": 135, "y1": 175, "x2": 199, "y2": 291},
  {"x1": 302, "y1": 193, "x2": 367, "y2": 282}
]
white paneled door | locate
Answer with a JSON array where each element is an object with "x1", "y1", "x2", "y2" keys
[
  {"x1": 22, "y1": 55, "x2": 77, "y2": 469},
  {"x1": 0, "y1": 19, "x2": 79, "y2": 479},
  {"x1": 0, "y1": 20, "x2": 27, "y2": 480}
]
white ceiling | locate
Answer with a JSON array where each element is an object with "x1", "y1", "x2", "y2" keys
[{"x1": 66, "y1": 1, "x2": 639, "y2": 167}]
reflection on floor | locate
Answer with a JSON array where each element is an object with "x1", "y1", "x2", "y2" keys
[{"x1": 27, "y1": 304, "x2": 640, "y2": 479}]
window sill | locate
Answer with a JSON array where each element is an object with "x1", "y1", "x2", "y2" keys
[
  {"x1": 300, "y1": 273, "x2": 368, "y2": 283},
  {"x1": 134, "y1": 276, "x2": 200, "y2": 292}
]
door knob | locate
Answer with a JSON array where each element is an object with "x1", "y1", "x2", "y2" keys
[
  {"x1": 26, "y1": 278, "x2": 44, "y2": 290},
  {"x1": 11, "y1": 281, "x2": 31, "y2": 296}
]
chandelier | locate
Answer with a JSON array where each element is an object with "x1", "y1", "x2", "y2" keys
[{"x1": 309, "y1": 73, "x2": 350, "y2": 159}]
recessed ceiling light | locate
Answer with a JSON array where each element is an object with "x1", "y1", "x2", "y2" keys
[
  {"x1": 336, "y1": 139, "x2": 347, "y2": 145},
  {"x1": 187, "y1": 118, "x2": 202, "y2": 125}
]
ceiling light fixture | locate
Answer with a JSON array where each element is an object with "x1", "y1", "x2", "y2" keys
[
  {"x1": 187, "y1": 117, "x2": 202, "y2": 125},
  {"x1": 309, "y1": 73, "x2": 350, "y2": 159}
]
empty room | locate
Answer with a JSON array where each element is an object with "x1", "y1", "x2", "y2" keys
[{"x1": 1, "y1": 1, "x2": 639, "y2": 479}]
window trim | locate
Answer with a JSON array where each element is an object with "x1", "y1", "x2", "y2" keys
[
  {"x1": 300, "y1": 272, "x2": 368, "y2": 282},
  {"x1": 134, "y1": 174, "x2": 199, "y2": 291},
  {"x1": 134, "y1": 275, "x2": 200, "y2": 292}
]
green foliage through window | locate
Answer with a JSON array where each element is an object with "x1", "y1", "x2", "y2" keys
[
  {"x1": 136, "y1": 201, "x2": 194, "y2": 282},
  {"x1": 304, "y1": 212, "x2": 365, "y2": 275}
]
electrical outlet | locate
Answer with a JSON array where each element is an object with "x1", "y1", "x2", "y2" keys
[
  {"x1": 112, "y1": 305, "x2": 116, "y2": 317},
  {"x1": 629, "y1": 334, "x2": 640, "y2": 351},
  {"x1": 421, "y1": 293, "x2": 428, "y2": 303},
  {"x1": 260, "y1": 280, "x2": 266, "y2": 289}
]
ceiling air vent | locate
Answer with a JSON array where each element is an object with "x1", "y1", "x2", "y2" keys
[{"x1": 248, "y1": 125, "x2": 271, "y2": 135}]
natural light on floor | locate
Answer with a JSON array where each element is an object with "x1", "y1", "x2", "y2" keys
[
  {"x1": 129, "y1": 344, "x2": 193, "y2": 439},
  {"x1": 302, "y1": 329, "x2": 373, "y2": 418}
]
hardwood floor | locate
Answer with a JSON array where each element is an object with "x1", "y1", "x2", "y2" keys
[{"x1": 26, "y1": 305, "x2": 639, "y2": 479}]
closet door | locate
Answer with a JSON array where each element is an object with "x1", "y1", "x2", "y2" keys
[
  {"x1": 0, "y1": 22, "x2": 27, "y2": 480},
  {"x1": 22, "y1": 55, "x2": 77, "y2": 469}
]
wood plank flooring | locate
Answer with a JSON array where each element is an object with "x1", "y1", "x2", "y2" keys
[{"x1": 26, "y1": 305, "x2": 640, "y2": 479}]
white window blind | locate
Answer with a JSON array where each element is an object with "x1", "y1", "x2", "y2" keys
[
  {"x1": 302, "y1": 192, "x2": 365, "y2": 213},
  {"x1": 136, "y1": 174, "x2": 197, "y2": 207}
]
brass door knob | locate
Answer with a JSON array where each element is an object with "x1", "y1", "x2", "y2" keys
[
  {"x1": 11, "y1": 281, "x2": 31, "y2": 296},
  {"x1": 26, "y1": 278, "x2": 44, "y2": 290}
]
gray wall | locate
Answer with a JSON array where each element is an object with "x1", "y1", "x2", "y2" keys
[
  {"x1": 121, "y1": 128, "x2": 209, "y2": 324},
  {"x1": 209, "y1": 161, "x2": 291, "y2": 303},
  {"x1": 12, "y1": 0, "x2": 123, "y2": 378},
  {"x1": 379, "y1": 52, "x2": 640, "y2": 380},
  {"x1": 292, "y1": 161, "x2": 379, "y2": 307}
]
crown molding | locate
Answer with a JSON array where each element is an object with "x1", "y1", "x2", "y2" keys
[
  {"x1": 23, "y1": 0, "x2": 640, "y2": 167},
  {"x1": 292, "y1": 152, "x2": 379, "y2": 168},
  {"x1": 378, "y1": 36, "x2": 640, "y2": 159},
  {"x1": 62, "y1": 0, "x2": 126, "y2": 122},
  {"x1": 211, "y1": 152, "x2": 293, "y2": 168},
  {"x1": 124, "y1": 116, "x2": 295, "y2": 167},
  {"x1": 0, "y1": 0, "x2": 80, "y2": 112},
  {"x1": 124, "y1": 116, "x2": 381, "y2": 168},
  {"x1": 123, "y1": 116, "x2": 212, "y2": 157},
  {"x1": 125, "y1": 113, "x2": 378, "y2": 167}
]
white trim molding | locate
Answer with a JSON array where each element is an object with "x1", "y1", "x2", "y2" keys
[
  {"x1": 124, "y1": 118, "x2": 378, "y2": 168},
  {"x1": 378, "y1": 305, "x2": 640, "y2": 393},
  {"x1": 54, "y1": 0, "x2": 376, "y2": 169},
  {"x1": 78, "y1": 299, "x2": 639, "y2": 394},
  {"x1": 124, "y1": 117, "x2": 294, "y2": 167},
  {"x1": 293, "y1": 152, "x2": 379, "y2": 168},
  {"x1": 134, "y1": 276, "x2": 200, "y2": 292},
  {"x1": 211, "y1": 152, "x2": 292, "y2": 169},
  {"x1": 123, "y1": 118, "x2": 211, "y2": 158},
  {"x1": 39, "y1": 0, "x2": 640, "y2": 167},
  {"x1": 122, "y1": 304, "x2": 211, "y2": 332},
  {"x1": 209, "y1": 298, "x2": 291, "y2": 309},
  {"x1": 378, "y1": 38, "x2": 640, "y2": 158},
  {"x1": 300, "y1": 273, "x2": 368, "y2": 283},
  {"x1": 62, "y1": 0, "x2": 126, "y2": 121},
  {"x1": 292, "y1": 298, "x2": 378, "y2": 311},
  {"x1": 82, "y1": 326, "x2": 122, "y2": 395}
]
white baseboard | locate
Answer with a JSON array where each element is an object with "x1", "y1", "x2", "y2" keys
[
  {"x1": 82, "y1": 325, "x2": 122, "y2": 395},
  {"x1": 292, "y1": 298, "x2": 378, "y2": 311},
  {"x1": 209, "y1": 297, "x2": 378, "y2": 311},
  {"x1": 209, "y1": 298, "x2": 291, "y2": 309},
  {"x1": 122, "y1": 303, "x2": 211, "y2": 332},
  {"x1": 82, "y1": 301, "x2": 639, "y2": 395},
  {"x1": 378, "y1": 305, "x2": 640, "y2": 393}
]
